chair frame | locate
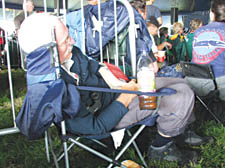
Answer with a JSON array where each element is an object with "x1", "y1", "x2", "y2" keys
[
  {"x1": 46, "y1": 86, "x2": 167, "y2": 168},
  {"x1": 47, "y1": 124, "x2": 150, "y2": 168},
  {"x1": 181, "y1": 61, "x2": 223, "y2": 124}
]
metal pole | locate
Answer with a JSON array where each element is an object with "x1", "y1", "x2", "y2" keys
[
  {"x1": 63, "y1": 0, "x2": 67, "y2": 24},
  {"x1": 117, "y1": 0, "x2": 136, "y2": 77},
  {"x1": 113, "y1": 0, "x2": 119, "y2": 67},
  {"x1": 2, "y1": 0, "x2": 17, "y2": 128},
  {"x1": 61, "y1": 121, "x2": 70, "y2": 168},
  {"x1": 56, "y1": 0, "x2": 60, "y2": 17},
  {"x1": 61, "y1": 1, "x2": 69, "y2": 167},
  {"x1": 81, "y1": 0, "x2": 86, "y2": 54},
  {"x1": 44, "y1": 0, "x2": 47, "y2": 13},
  {"x1": 23, "y1": 0, "x2": 27, "y2": 18},
  {"x1": 97, "y1": 0, "x2": 103, "y2": 63}
]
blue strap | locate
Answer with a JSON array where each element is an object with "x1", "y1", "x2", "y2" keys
[
  {"x1": 27, "y1": 73, "x2": 57, "y2": 85},
  {"x1": 76, "y1": 86, "x2": 176, "y2": 96}
]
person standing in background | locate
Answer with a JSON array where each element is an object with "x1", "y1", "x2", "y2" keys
[
  {"x1": 187, "y1": 0, "x2": 225, "y2": 101},
  {"x1": 131, "y1": 0, "x2": 146, "y2": 18},
  {"x1": 145, "y1": 0, "x2": 162, "y2": 25},
  {"x1": 14, "y1": 0, "x2": 34, "y2": 35},
  {"x1": 168, "y1": 22, "x2": 187, "y2": 62},
  {"x1": 186, "y1": 19, "x2": 203, "y2": 60},
  {"x1": 159, "y1": 27, "x2": 169, "y2": 45}
]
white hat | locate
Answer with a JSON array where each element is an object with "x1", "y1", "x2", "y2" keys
[{"x1": 18, "y1": 13, "x2": 58, "y2": 54}]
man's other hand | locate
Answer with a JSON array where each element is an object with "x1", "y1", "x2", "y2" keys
[{"x1": 116, "y1": 80, "x2": 138, "y2": 108}]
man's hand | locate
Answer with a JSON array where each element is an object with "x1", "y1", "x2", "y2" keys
[{"x1": 116, "y1": 80, "x2": 138, "y2": 108}]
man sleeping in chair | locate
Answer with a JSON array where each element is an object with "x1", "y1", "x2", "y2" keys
[{"x1": 18, "y1": 13, "x2": 211, "y2": 163}]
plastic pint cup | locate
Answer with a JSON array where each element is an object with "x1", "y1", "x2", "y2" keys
[
  {"x1": 157, "y1": 51, "x2": 166, "y2": 62},
  {"x1": 139, "y1": 95, "x2": 157, "y2": 110}
]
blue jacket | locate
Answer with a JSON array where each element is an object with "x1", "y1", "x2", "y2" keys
[{"x1": 64, "y1": 47, "x2": 128, "y2": 135}]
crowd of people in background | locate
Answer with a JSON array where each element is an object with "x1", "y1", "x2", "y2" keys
[{"x1": 11, "y1": 0, "x2": 223, "y2": 74}]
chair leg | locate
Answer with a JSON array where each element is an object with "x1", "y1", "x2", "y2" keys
[
  {"x1": 69, "y1": 138, "x2": 121, "y2": 167},
  {"x1": 127, "y1": 130, "x2": 148, "y2": 168},
  {"x1": 61, "y1": 121, "x2": 70, "y2": 168},
  {"x1": 47, "y1": 130, "x2": 60, "y2": 168},
  {"x1": 57, "y1": 138, "x2": 77, "y2": 162},
  {"x1": 196, "y1": 96, "x2": 223, "y2": 124},
  {"x1": 62, "y1": 140, "x2": 70, "y2": 168},
  {"x1": 45, "y1": 131, "x2": 50, "y2": 162},
  {"x1": 107, "y1": 125, "x2": 146, "y2": 168}
]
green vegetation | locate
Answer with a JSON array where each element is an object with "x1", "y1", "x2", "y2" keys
[{"x1": 0, "y1": 69, "x2": 224, "y2": 168}]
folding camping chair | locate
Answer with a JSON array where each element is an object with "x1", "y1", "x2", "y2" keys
[
  {"x1": 14, "y1": 1, "x2": 178, "y2": 167},
  {"x1": 14, "y1": 25, "x2": 176, "y2": 168},
  {"x1": 181, "y1": 61, "x2": 224, "y2": 125},
  {"x1": 50, "y1": 4, "x2": 176, "y2": 165}
]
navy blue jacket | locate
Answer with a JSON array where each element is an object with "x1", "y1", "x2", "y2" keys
[{"x1": 64, "y1": 47, "x2": 128, "y2": 135}]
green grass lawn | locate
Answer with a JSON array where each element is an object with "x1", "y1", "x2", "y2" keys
[{"x1": 0, "y1": 69, "x2": 224, "y2": 168}]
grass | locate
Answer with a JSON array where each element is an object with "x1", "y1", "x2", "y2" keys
[{"x1": 0, "y1": 69, "x2": 225, "y2": 168}]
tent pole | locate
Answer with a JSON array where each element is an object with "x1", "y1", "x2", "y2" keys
[{"x1": 44, "y1": 0, "x2": 47, "y2": 13}]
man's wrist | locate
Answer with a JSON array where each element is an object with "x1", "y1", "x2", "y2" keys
[{"x1": 116, "y1": 95, "x2": 129, "y2": 108}]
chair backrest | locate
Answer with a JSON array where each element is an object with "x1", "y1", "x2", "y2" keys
[
  {"x1": 180, "y1": 61, "x2": 217, "y2": 89},
  {"x1": 15, "y1": 41, "x2": 81, "y2": 140}
]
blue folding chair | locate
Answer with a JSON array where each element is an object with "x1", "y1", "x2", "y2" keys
[{"x1": 15, "y1": 29, "x2": 176, "y2": 168}]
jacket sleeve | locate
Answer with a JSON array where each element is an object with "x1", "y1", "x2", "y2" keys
[{"x1": 65, "y1": 100, "x2": 128, "y2": 135}]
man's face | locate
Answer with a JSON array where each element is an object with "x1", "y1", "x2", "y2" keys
[
  {"x1": 26, "y1": 1, "x2": 34, "y2": 13},
  {"x1": 147, "y1": 23, "x2": 158, "y2": 36},
  {"x1": 55, "y1": 20, "x2": 74, "y2": 63}
]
